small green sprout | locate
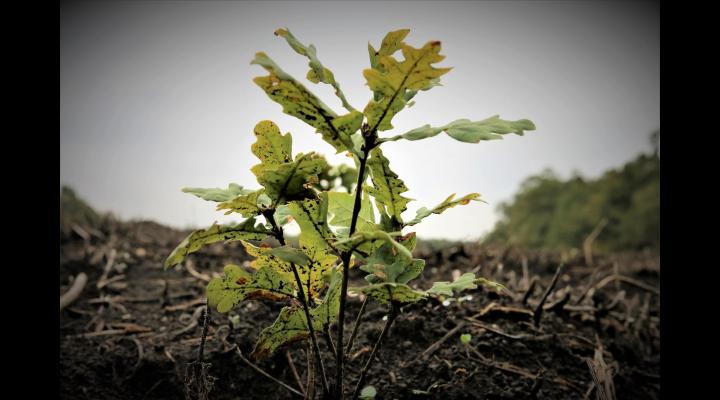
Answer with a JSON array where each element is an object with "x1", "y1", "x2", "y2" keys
[
  {"x1": 359, "y1": 385, "x2": 377, "y2": 399},
  {"x1": 460, "y1": 333, "x2": 472, "y2": 345}
]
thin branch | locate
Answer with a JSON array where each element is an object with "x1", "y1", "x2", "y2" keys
[
  {"x1": 235, "y1": 348, "x2": 304, "y2": 398},
  {"x1": 323, "y1": 326, "x2": 337, "y2": 356},
  {"x1": 285, "y1": 351, "x2": 305, "y2": 396},
  {"x1": 421, "y1": 321, "x2": 467, "y2": 359},
  {"x1": 534, "y1": 263, "x2": 564, "y2": 327},
  {"x1": 351, "y1": 303, "x2": 399, "y2": 399},
  {"x1": 265, "y1": 211, "x2": 330, "y2": 397},
  {"x1": 345, "y1": 296, "x2": 369, "y2": 356}
]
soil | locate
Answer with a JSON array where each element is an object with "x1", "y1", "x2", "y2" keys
[{"x1": 60, "y1": 218, "x2": 660, "y2": 399}]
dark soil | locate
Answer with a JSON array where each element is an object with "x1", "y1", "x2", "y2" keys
[{"x1": 60, "y1": 218, "x2": 659, "y2": 399}]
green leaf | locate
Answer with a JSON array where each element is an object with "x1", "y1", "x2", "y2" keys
[
  {"x1": 216, "y1": 189, "x2": 266, "y2": 217},
  {"x1": 384, "y1": 116, "x2": 536, "y2": 143},
  {"x1": 248, "y1": 121, "x2": 328, "y2": 205},
  {"x1": 267, "y1": 245, "x2": 312, "y2": 266},
  {"x1": 405, "y1": 193, "x2": 483, "y2": 227},
  {"x1": 366, "y1": 147, "x2": 412, "y2": 224},
  {"x1": 460, "y1": 333, "x2": 472, "y2": 345},
  {"x1": 250, "y1": 120, "x2": 293, "y2": 178},
  {"x1": 352, "y1": 282, "x2": 428, "y2": 305},
  {"x1": 360, "y1": 232, "x2": 424, "y2": 284},
  {"x1": 275, "y1": 28, "x2": 356, "y2": 113},
  {"x1": 288, "y1": 194, "x2": 337, "y2": 254},
  {"x1": 206, "y1": 264, "x2": 295, "y2": 313},
  {"x1": 257, "y1": 152, "x2": 329, "y2": 205},
  {"x1": 335, "y1": 229, "x2": 412, "y2": 260},
  {"x1": 274, "y1": 204, "x2": 293, "y2": 225},
  {"x1": 288, "y1": 194, "x2": 339, "y2": 294},
  {"x1": 426, "y1": 272, "x2": 478, "y2": 297},
  {"x1": 241, "y1": 241, "x2": 321, "y2": 299},
  {"x1": 164, "y1": 218, "x2": 270, "y2": 269},
  {"x1": 252, "y1": 268, "x2": 341, "y2": 358},
  {"x1": 364, "y1": 33, "x2": 451, "y2": 131},
  {"x1": 252, "y1": 52, "x2": 355, "y2": 153},
  {"x1": 368, "y1": 29, "x2": 410, "y2": 72},
  {"x1": 359, "y1": 385, "x2": 377, "y2": 399},
  {"x1": 182, "y1": 183, "x2": 253, "y2": 202},
  {"x1": 327, "y1": 191, "x2": 376, "y2": 237},
  {"x1": 330, "y1": 110, "x2": 365, "y2": 155}
]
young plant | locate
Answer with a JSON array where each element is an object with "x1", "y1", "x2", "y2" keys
[{"x1": 165, "y1": 28, "x2": 535, "y2": 399}]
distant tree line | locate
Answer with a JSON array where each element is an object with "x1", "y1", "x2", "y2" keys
[{"x1": 484, "y1": 133, "x2": 659, "y2": 253}]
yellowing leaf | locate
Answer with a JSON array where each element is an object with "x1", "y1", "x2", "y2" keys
[
  {"x1": 364, "y1": 34, "x2": 451, "y2": 131},
  {"x1": 288, "y1": 194, "x2": 337, "y2": 254},
  {"x1": 368, "y1": 29, "x2": 410, "y2": 72},
  {"x1": 216, "y1": 189, "x2": 266, "y2": 217},
  {"x1": 366, "y1": 148, "x2": 412, "y2": 224},
  {"x1": 275, "y1": 28, "x2": 356, "y2": 113},
  {"x1": 385, "y1": 116, "x2": 536, "y2": 143},
  {"x1": 250, "y1": 120, "x2": 293, "y2": 177},
  {"x1": 241, "y1": 240, "x2": 322, "y2": 299},
  {"x1": 252, "y1": 52, "x2": 356, "y2": 153},
  {"x1": 257, "y1": 152, "x2": 329, "y2": 205},
  {"x1": 164, "y1": 218, "x2": 270, "y2": 269},
  {"x1": 288, "y1": 194, "x2": 339, "y2": 291},
  {"x1": 405, "y1": 193, "x2": 483, "y2": 227},
  {"x1": 252, "y1": 268, "x2": 341, "y2": 358},
  {"x1": 207, "y1": 264, "x2": 295, "y2": 313}
]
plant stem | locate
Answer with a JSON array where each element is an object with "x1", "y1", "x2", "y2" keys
[
  {"x1": 351, "y1": 303, "x2": 399, "y2": 399},
  {"x1": 197, "y1": 300, "x2": 210, "y2": 362},
  {"x1": 344, "y1": 297, "x2": 368, "y2": 356},
  {"x1": 335, "y1": 144, "x2": 372, "y2": 398},
  {"x1": 266, "y1": 211, "x2": 330, "y2": 397}
]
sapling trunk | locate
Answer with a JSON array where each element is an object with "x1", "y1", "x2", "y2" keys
[{"x1": 335, "y1": 141, "x2": 373, "y2": 398}]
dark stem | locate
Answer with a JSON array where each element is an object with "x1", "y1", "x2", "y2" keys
[
  {"x1": 344, "y1": 296, "x2": 369, "y2": 356},
  {"x1": 265, "y1": 211, "x2": 330, "y2": 397},
  {"x1": 533, "y1": 263, "x2": 564, "y2": 327},
  {"x1": 197, "y1": 300, "x2": 210, "y2": 362},
  {"x1": 351, "y1": 303, "x2": 399, "y2": 399},
  {"x1": 335, "y1": 143, "x2": 372, "y2": 398}
]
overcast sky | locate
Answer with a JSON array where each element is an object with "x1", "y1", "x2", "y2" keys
[{"x1": 60, "y1": 0, "x2": 659, "y2": 240}]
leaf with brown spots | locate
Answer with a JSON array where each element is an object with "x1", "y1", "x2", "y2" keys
[
  {"x1": 164, "y1": 217, "x2": 270, "y2": 269},
  {"x1": 252, "y1": 267, "x2": 341, "y2": 358},
  {"x1": 364, "y1": 30, "x2": 451, "y2": 131},
  {"x1": 207, "y1": 264, "x2": 296, "y2": 313},
  {"x1": 405, "y1": 193, "x2": 483, "y2": 227},
  {"x1": 252, "y1": 52, "x2": 357, "y2": 153},
  {"x1": 275, "y1": 28, "x2": 356, "y2": 113},
  {"x1": 366, "y1": 147, "x2": 412, "y2": 225}
]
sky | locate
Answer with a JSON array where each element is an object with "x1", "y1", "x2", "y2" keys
[{"x1": 60, "y1": 0, "x2": 659, "y2": 240}]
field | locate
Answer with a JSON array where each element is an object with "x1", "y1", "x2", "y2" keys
[{"x1": 60, "y1": 218, "x2": 659, "y2": 399}]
